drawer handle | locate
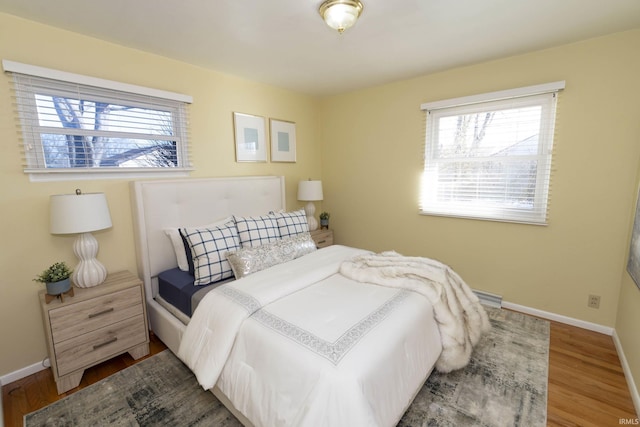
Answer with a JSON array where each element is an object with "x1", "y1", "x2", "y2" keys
[
  {"x1": 317, "y1": 240, "x2": 326, "y2": 244},
  {"x1": 93, "y1": 337, "x2": 118, "y2": 350},
  {"x1": 88, "y1": 307, "x2": 114, "y2": 318}
]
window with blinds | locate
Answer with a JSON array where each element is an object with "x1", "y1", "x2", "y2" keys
[
  {"x1": 420, "y1": 82, "x2": 564, "y2": 225},
  {"x1": 3, "y1": 60, "x2": 192, "y2": 180}
]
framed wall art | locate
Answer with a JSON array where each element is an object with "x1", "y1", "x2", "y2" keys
[
  {"x1": 233, "y1": 112, "x2": 267, "y2": 162},
  {"x1": 270, "y1": 118, "x2": 296, "y2": 163}
]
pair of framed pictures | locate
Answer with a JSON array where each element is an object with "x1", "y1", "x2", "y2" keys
[{"x1": 233, "y1": 112, "x2": 296, "y2": 163}]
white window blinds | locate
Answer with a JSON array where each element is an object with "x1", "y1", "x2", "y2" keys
[
  {"x1": 3, "y1": 60, "x2": 192, "y2": 179},
  {"x1": 420, "y1": 82, "x2": 564, "y2": 224}
]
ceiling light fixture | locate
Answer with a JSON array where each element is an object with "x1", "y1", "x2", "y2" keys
[{"x1": 318, "y1": 0, "x2": 364, "y2": 34}]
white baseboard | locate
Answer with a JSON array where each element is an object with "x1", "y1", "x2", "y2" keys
[
  {"x1": 0, "y1": 358, "x2": 49, "y2": 387},
  {"x1": 501, "y1": 301, "x2": 614, "y2": 335},
  {"x1": 613, "y1": 330, "x2": 640, "y2": 418}
]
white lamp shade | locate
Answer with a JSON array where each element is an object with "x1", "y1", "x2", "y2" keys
[
  {"x1": 49, "y1": 192, "x2": 112, "y2": 288},
  {"x1": 50, "y1": 192, "x2": 112, "y2": 234},
  {"x1": 297, "y1": 180, "x2": 324, "y2": 201}
]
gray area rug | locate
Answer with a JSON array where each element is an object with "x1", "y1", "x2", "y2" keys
[
  {"x1": 25, "y1": 307, "x2": 549, "y2": 427},
  {"x1": 398, "y1": 307, "x2": 549, "y2": 427}
]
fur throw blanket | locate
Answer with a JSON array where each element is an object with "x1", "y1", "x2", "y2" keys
[{"x1": 339, "y1": 251, "x2": 491, "y2": 373}]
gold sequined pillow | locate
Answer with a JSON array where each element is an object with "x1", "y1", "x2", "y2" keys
[{"x1": 226, "y1": 232, "x2": 316, "y2": 279}]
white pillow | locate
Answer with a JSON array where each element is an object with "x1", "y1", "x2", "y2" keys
[
  {"x1": 234, "y1": 214, "x2": 281, "y2": 248},
  {"x1": 275, "y1": 209, "x2": 309, "y2": 238},
  {"x1": 226, "y1": 233, "x2": 316, "y2": 279},
  {"x1": 181, "y1": 221, "x2": 240, "y2": 286},
  {"x1": 164, "y1": 216, "x2": 233, "y2": 272}
]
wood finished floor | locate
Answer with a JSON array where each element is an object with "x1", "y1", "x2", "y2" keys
[{"x1": 3, "y1": 318, "x2": 638, "y2": 427}]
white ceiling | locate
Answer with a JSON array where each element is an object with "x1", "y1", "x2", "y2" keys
[{"x1": 1, "y1": 0, "x2": 639, "y2": 96}]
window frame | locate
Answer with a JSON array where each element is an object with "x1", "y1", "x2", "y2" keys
[
  {"x1": 3, "y1": 60, "x2": 193, "y2": 181},
  {"x1": 420, "y1": 81, "x2": 565, "y2": 225}
]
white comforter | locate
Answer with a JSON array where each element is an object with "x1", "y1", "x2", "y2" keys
[
  {"x1": 178, "y1": 246, "x2": 443, "y2": 426},
  {"x1": 340, "y1": 251, "x2": 491, "y2": 373}
]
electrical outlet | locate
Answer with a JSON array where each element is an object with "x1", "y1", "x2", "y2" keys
[{"x1": 588, "y1": 294, "x2": 601, "y2": 309}]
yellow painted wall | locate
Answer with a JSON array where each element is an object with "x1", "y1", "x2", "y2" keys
[
  {"x1": 319, "y1": 30, "x2": 640, "y2": 393},
  {"x1": 0, "y1": 13, "x2": 321, "y2": 377}
]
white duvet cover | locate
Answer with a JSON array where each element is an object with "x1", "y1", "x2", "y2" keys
[{"x1": 178, "y1": 245, "x2": 443, "y2": 427}]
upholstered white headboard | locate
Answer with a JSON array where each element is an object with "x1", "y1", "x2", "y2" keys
[{"x1": 129, "y1": 176, "x2": 286, "y2": 304}]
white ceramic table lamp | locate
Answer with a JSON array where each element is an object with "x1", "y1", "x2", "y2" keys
[
  {"x1": 49, "y1": 190, "x2": 112, "y2": 288},
  {"x1": 297, "y1": 180, "x2": 323, "y2": 231}
]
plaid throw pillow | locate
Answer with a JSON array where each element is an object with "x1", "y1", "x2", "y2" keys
[
  {"x1": 181, "y1": 222, "x2": 240, "y2": 286},
  {"x1": 276, "y1": 209, "x2": 309, "y2": 238},
  {"x1": 234, "y1": 215, "x2": 281, "y2": 248}
]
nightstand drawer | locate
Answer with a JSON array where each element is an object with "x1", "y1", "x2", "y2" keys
[
  {"x1": 39, "y1": 271, "x2": 150, "y2": 394},
  {"x1": 311, "y1": 229, "x2": 333, "y2": 248},
  {"x1": 49, "y1": 286, "x2": 143, "y2": 343},
  {"x1": 55, "y1": 314, "x2": 147, "y2": 377}
]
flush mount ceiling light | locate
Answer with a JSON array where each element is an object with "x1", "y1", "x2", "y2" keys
[{"x1": 318, "y1": 0, "x2": 364, "y2": 34}]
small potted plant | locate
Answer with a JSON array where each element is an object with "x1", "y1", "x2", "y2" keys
[
  {"x1": 319, "y1": 212, "x2": 330, "y2": 229},
  {"x1": 34, "y1": 262, "x2": 73, "y2": 296}
]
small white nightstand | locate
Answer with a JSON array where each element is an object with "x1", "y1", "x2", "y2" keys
[
  {"x1": 310, "y1": 229, "x2": 334, "y2": 248},
  {"x1": 39, "y1": 271, "x2": 150, "y2": 394}
]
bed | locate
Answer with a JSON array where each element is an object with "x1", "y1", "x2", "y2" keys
[{"x1": 130, "y1": 175, "x2": 489, "y2": 427}]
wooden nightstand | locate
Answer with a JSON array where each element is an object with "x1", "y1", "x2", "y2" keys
[
  {"x1": 39, "y1": 271, "x2": 150, "y2": 394},
  {"x1": 310, "y1": 229, "x2": 333, "y2": 248}
]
